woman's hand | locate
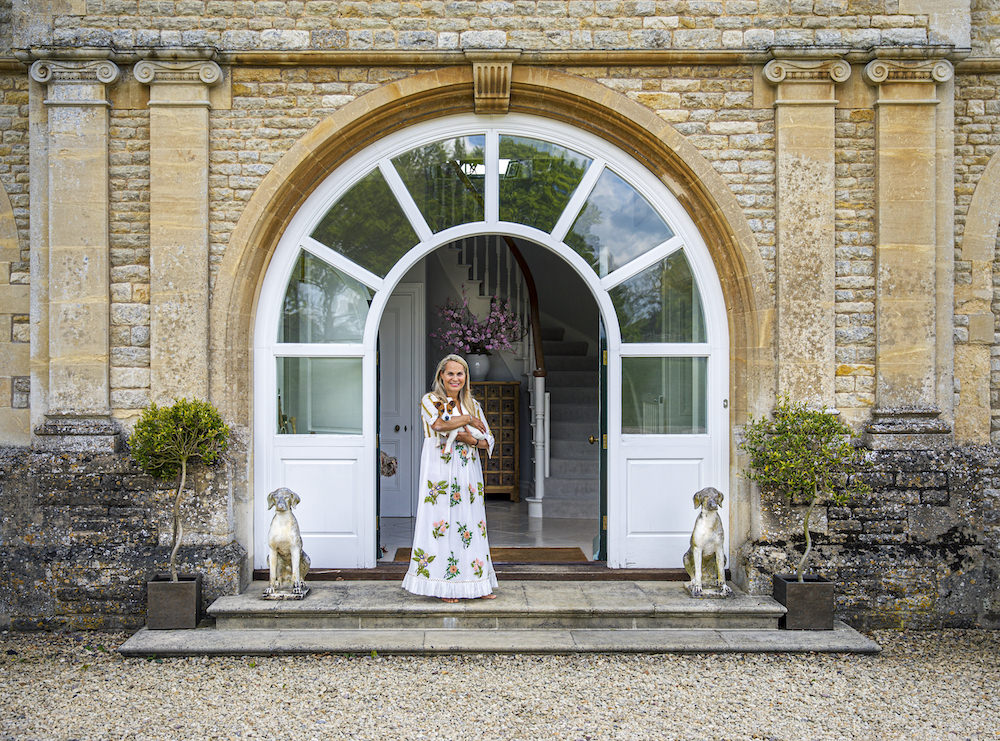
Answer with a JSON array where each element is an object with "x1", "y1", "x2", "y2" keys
[
  {"x1": 455, "y1": 431, "x2": 483, "y2": 447},
  {"x1": 465, "y1": 415, "x2": 487, "y2": 433}
]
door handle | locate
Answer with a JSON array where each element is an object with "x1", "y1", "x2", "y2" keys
[
  {"x1": 394, "y1": 425, "x2": 400, "y2": 432},
  {"x1": 588, "y1": 435, "x2": 597, "y2": 444}
]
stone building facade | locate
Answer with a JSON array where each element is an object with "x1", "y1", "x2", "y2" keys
[{"x1": 1, "y1": 1, "x2": 999, "y2": 631}]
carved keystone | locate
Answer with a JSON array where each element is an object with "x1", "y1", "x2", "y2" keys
[{"x1": 465, "y1": 51, "x2": 520, "y2": 114}]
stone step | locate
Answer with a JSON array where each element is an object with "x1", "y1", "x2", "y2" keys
[
  {"x1": 206, "y1": 581, "x2": 784, "y2": 631},
  {"x1": 551, "y1": 421, "x2": 599, "y2": 439},
  {"x1": 540, "y1": 496, "x2": 600, "y2": 519},
  {"x1": 119, "y1": 621, "x2": 880, "y2": 656},
  {"x1": 119, "y1": 581, "x2": 882, "y2": 656}
]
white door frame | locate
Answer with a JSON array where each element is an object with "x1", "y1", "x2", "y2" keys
[{"x1": 253, "y1": 113, "x2": 729, "y2": 569}]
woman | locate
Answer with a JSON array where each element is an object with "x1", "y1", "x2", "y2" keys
[{"x1": 402, "y1": 354, "x2": 498, "y2": 601}]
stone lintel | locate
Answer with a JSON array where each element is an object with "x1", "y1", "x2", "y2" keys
[
  {"x1": 465, "y1": 51, "x2": 521, "y2": 114},
  {"x1": 862, "y1": 407, "x2": 953, "y2": 450},
  {"x1": 32, "y1": 415, "x2": 122, "y2": 453}
]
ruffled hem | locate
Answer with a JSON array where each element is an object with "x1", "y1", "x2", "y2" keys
[{"x1": 401, "y1": 571, "x2": 498, "y2": 599}]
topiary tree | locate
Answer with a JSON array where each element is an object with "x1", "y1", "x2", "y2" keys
[
  {"x1": 741, "y1": 396, "x2": 870, "y2": 582},
  {"x1": 130, "y1": 398, "x2": 231, "y2": 582}
]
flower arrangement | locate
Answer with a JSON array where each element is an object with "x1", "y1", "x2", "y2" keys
[{"x1": 431, "y1": 294, "x2": 524, "y2": 355}]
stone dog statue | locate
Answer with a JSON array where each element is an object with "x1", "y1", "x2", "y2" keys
[
  {"x1": 683, "y1": 486, "x2": 733, "y2": 598},
  {"x1": 262, "y1": 487, "x2": 311, "y2": 600}
]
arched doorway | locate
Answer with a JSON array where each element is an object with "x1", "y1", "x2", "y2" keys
[{"x1": 253, "y1": 113, "x2": 729, "y2": 569}]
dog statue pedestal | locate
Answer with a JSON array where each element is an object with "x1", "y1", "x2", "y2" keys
[
  {"x1": 262, "y1": 584, "x2": 310, "y2": 601},
  {"x1": 683, "y1": 486, "x2": 733, "y2": 600}
]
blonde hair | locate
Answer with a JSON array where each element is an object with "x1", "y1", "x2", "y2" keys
[{"x1": 431, "y1": 354, "x2": 475, "y2": 411}]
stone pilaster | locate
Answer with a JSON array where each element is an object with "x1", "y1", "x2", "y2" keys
[
  {"x1": 29, "y1": 58, "x2": 121, "y2": 452},
  {"x1": 764, "y1": 55, "x2": 850, "y2": 409},
  {"x1": 863, "y1": 56, "x2": 954, "y2": 450},
  {"x1": 134, "y1": 58, "x2": 221, "y2": 405}
]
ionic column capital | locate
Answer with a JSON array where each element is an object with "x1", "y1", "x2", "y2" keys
[
  {"x1": 863, "y1": 58, "x2": 954, "y2": 87},
  {"x1": 763, "y1": 57, "x2": 851, "y2": 85},
  {"x1": 29, "y1": 58, "x2": 121, "y2": 86},
  {"x1": 134, "y1": 59, "x2": 223, "y2": 87}
]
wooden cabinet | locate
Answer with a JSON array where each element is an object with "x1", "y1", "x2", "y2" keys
[{"x1": 471, "y1": 381, "x2": 519, "y2": 502}]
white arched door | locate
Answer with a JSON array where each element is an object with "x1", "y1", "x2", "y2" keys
[{"x1": 253, "y1": 114, "x2": 728, "y2": 569}]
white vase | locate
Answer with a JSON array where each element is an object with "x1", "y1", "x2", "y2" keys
[{"x1": 467, "y1": 353, "x2": 490, "y2": 381}]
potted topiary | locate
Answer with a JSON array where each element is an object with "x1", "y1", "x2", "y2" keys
[
  {"x1": 741, "y1": 396, "x2": 870, "y2": 630},
  {"x1": 130, "y1": 398, "x2": 230, "y2": 629}
]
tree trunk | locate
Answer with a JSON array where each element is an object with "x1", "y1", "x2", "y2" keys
[
  {"x1": 169, "y1": 458, "x2": 188, "y2": 582},
  {"x1": 795, "y1": 485, "x2": 817, "y2": 582}
]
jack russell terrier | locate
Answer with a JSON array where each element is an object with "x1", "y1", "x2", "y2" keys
[{"x1": 431, "y1": 397, "x2": 489, "y2": 454}]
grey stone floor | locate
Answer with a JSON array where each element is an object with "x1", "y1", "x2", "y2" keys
[{"x1": 2, "y1": 629, "x2": 997, "y2": 740}]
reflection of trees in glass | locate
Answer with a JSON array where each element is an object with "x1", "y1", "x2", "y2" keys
[
  {"x1": 566, "y1": 168, "x2": 673, "y2": 277},
  {"x1": 498, "y1": 136, "x2": 591, "y2": 232},
  {"x1": 621, "y1": 357, "x2": 706, "y2": 434},
  {"x1": 310, "y1": 168, "x2": 418, "y2": 277},
  {"x1": 280, "y1": 251, "x2": 373, "y2": 343},
  {"x1": 611, "y1": 251, "x2": 705, "y2": 344},
  {"x1": 392, "y1": 136, "x2": 485, "y2": 232}
]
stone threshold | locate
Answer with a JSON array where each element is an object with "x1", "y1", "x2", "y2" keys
[{"x1": 119, "y1": 621, "x2": 879, "y2": 656}]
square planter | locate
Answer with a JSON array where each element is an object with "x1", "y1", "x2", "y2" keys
[
  {"x1": 773, "y1": 573, "x2": 835, "y2": 630},
  {"x1": 146, "y1": 573, "x2": 202, "y2": 630}
]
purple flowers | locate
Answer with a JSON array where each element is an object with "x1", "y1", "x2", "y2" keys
[{"x1": 431, "y1": 295, "x2": 524, "y2": 355}]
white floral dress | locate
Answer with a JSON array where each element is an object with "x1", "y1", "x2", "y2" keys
[{"x1": 402, "y1": 392, "x2": 498, "y2": 599}]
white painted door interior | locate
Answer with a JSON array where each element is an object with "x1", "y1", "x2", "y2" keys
[
  {"x1": 378, "y1": 286, "x2": 422, "y2": 517},
  {"x1": 253, "y1": 114, "x2": 728, "y2": 569}
]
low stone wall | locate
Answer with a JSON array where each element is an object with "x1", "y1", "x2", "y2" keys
[
  {"x1": 0, "y1": 447, "x2": 247, "y2": 631},
  {"x1": 742, "y1": 446, "x2": 1000, "y2": 631}
]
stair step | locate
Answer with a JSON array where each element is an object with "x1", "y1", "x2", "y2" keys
[
  {"x1": 550, "y1": 421, "x2": 599, "y2": 439},
  {"x1": 550, "y1": 458, "x2": 599, "y2": 477},
  {"x1": 549, "y1": 386, "x2": 598, "y2": 404},
  {"x1": 205, "y1": 581, "x2": 785, "y2": 632},
  {"x1": 542, "y1": 340, "x2": 589, "y2": 357},
  {"x1": 550, "y1": 439, "x2": 600, "y2": 459},
  {"x1": 540, "y1": 326, "x2": 564, "y2": 341},
  {"x1": 545, "y1": 371, "x2": 599, "y2": 388},
  {"x1": 545, "y1": 356, "x2": 598, "y2": 372},
  {"x1": 542, "y1": 477, "x2": 601, "y2": 497},
  {"x1": 540, "y1": 497, "x2": 600, "y2": 519}
]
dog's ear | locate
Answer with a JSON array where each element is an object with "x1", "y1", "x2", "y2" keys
[
  {"x1": 267, "y1": 490, "x2": 277, "y2": 509},
  {"x1": 714, "y1": 489, "x2": 724, "y2": 506},
  {"x1": 692, "y1": 489, "x2": 704, "y2": 509},
  {"x1": 290, "y1": 490, "x2": 300, "y2": 508}
]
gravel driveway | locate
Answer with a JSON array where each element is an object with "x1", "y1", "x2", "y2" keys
[{"x1": 2, "y1": 629, "x2": 997, "y2": 740}]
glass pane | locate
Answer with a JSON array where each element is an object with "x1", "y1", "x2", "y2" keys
[
  {"x1": 279, "y1": 251, "x2": 374, "y2": 343},
  {"x1": 622, "y1": 357, "x2": 707, "y2": 434},
  {"x1": 565, "y1": 169, "x2": 673, "y2": 276},
  {"x1": 310, "y1": 168, "x2": 418, "y2": 277},
  {"x1": 391, "y1": 136, "x2": 486, "y2": 232},
  {"x1": 610, "y1": 250, "x2": 706, "y2": 343},
  {"x1": 498, "y1": 136, "x2": 592, "y2": 232},
  {"x1": 277, "y1": 357, "x2": 362, "y2": 435}
]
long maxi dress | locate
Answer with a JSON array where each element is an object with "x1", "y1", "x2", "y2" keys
[{"x1": 402, "y1": 392, "x2": 498, "y2": 598}]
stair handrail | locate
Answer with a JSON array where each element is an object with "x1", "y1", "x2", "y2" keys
[{"x1": 449, "y1": 163, "x2": 546, "y2": 379}]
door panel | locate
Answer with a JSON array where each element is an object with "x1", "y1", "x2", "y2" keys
[
  {"x1": 619, "y1": 436, "x2": 721, "y2": 568},
  {"x1": 256, "y1": 442, "x2": 367, "y2": 567}
]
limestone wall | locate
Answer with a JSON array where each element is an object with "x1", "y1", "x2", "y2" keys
[{"x1": 19, "y1": 1, "x2": 932, "y2": 51}]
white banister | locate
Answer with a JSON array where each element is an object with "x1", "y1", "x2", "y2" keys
[{"x1": 527, "y1": 373, "x2": 546, "y2": 518}]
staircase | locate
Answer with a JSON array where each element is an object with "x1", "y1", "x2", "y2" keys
[
  {"x1": 118, "y1": 580, "x2": 880, "y2": 655},
  {"x1": 541, "y1": 325, "x2": 600, "y2": 520}
]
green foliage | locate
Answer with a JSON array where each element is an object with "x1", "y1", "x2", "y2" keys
[
  {"x1": 741, "y1": 396, "x2": 867, "y2": 506},
  {"x1": 130, "y1": 398, "x2": 230, "y2": 481},
  {"x1": 741, "y1": 396, "x2": 871, "y2": 580}
]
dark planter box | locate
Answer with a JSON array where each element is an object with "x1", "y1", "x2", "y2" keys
[
  {"x1": 146, "y1": 573, "x2": 202, "y2": 630},
  {"x1": 773, "y1": 573, "x2": 835, "y2": 630}
]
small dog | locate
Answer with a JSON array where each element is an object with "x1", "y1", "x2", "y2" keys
[
  {"x1": 431, "y1": 397, "x2": 489, "y2": 454},
  {"x1": 263, "y1": 487, "x2": 311, "y2": 597},
  {"x1": 683, "y1": 486, "x2": 732, "y2": 598}
]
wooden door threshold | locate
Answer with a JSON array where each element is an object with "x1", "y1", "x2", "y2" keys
[{"x1": 253, "y1": 564, "x2": 694, "y2": 581}]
